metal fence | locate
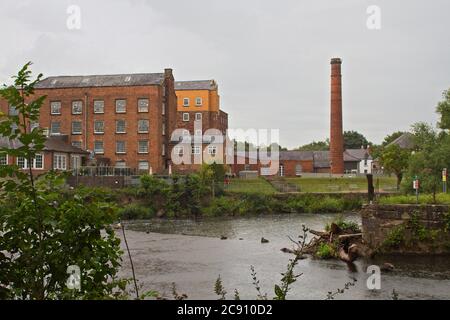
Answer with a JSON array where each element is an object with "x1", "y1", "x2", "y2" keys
[{"x1": 72, "y1": 166, "x2": 142, "y2": 177}]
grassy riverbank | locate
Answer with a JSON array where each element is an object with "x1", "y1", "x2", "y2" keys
[{"x1": 224, "y1": 176, "x2": 398, "y2": 194}]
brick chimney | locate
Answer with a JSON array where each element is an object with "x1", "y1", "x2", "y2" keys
[{"x1": 330, "y1": 58, "x2": 344, "y2": 174}]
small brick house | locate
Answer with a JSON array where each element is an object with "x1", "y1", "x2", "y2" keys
[{"x1": 0, "y1": 135, "x2": 89, "y2": 174}]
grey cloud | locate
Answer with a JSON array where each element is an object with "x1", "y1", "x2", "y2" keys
[{"x1": 0, "y1": 0, "x2": 448, "y2": 148}]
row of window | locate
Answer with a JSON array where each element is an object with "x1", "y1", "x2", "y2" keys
[
  {"x1": 182, "y1": 112, "x2": 202, "y2": 122},
  {"x1": 50, "y1": 119, "x2": 163, "y2": 135},
  {"x1": 92, "y1": 140, "x2": 149, "y2": 154},
  {"x1": 0, "y1": 154, "x2": 47, "y2": 170},
  {"x1": 173, "y1": 145, "x2": 217, "y2": 156},
  {"x1": 183, "y1": 97, "x2": 203, "y2": 107},
  {"x1": 114, "y1": 160, "x2": 150, "y2": 171},
  {"x1": 48, "y1": 98, "x2": 166, "y2": 115}
]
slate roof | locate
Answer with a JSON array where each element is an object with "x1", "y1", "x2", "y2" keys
[
  {"x1": 35, "y1": 73, "x2": 165, "y2": 89},
  {"x1": 175, "y1": 80, "x2": 217, "y2": 91},
  {"x1": 344, "y1": 149, "x2": 372, "y2": 162},
  {"x1": 387, "y1": 132, "x2": 415, "y2": 149},
  {"x1": 279, "y1": 151, "x2": 314, "y2": 161},
  {"x1": 0, "y1": 135, "x2": 88, "y2": 154}
]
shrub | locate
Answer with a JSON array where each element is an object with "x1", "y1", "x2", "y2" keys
[
  {"x1": 0, "y1": 63, "x2": 125, "y2": 300},
  {"x1": 309, "y1": 197, "x2": 344, "y2": 213},
  {"x1": 325, "y1": 214, "x2": 361, "y2": 233},
  {"x1": 119, "y1": 204, "x2": 155, "y2": 220},
  {"x1": 315, "y1": 243, "x2": 336, "y2": 259}
]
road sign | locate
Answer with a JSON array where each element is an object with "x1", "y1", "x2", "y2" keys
[
  {"x1": 443, "y1": 168, "x2": 447, "y2": 182},
  {"x1": 413, "y1": 179, "x2": 420, "y2": 190}
]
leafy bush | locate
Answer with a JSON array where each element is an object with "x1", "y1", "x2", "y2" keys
[
  {"x1": 325, "y1": 214, "x2": 361, "y2": 233},
  {"x1": 315, "y1": 243, "x2": 336, "y2": 259},
  {"x1": 308, "y1": 197, "x2": 344, "y2": 213},
  {"x1": 119, "y1": 204, "x2": 155, "y2": 220},
  {"x1": 383, "y1": 225, "x2": 405, "y2": 248},
  {"x1": 202, "y1": 197, "x2": 240, "y2": 216},
  {"x1": 0, "y1": 63, "x2": 125, "y2": 300}
]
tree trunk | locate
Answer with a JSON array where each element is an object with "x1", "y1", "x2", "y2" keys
[{"x1": 396, "y1": 173, "x2": 403, "y2": 191}]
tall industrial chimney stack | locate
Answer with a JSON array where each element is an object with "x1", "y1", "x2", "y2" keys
[{"x1": 330, "y1": 58, "x2": 344, "y2": 174}]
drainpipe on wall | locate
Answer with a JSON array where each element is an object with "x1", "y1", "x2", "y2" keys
[{"x1": 84, "y1": 93, "x2": 88, "y2": 150}]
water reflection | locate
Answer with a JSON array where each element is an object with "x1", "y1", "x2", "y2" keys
[{"x1": 120, "y1": 214, "x2": 450, "y2": 300}]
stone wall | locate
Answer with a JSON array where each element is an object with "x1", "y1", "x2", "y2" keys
[{"x1": 361, "y1": 204, "x2": 450, "y2": 254}]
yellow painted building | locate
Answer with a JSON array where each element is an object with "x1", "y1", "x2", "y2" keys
[{"x1": 175, "y1": 80, "x2": 220, "y2": 112}]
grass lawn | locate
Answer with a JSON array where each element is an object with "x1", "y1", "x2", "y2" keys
[
  {"x1": 285, "y1": 176, "x2": 398, "y2": 193},
  {"x1": 225, "y1": 178, "x2": 276, "y2": 194},
  {"x1": 224, "y1": 176, "x2": 398, "y2": 194},
  {"x1": 378, "y1": 193, "x2": 450, "y2": 205}
]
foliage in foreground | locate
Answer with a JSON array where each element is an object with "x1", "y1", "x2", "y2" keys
[{"x1": 0, "y1": 63, "x2": 124, "y2": 299}]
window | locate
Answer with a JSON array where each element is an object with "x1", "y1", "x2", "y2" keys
[
  {"x1": 192, "y1": 146, "x2": 201, "y2": 155},
  {"x1": 94, "y1": 141, "x2": 104, "y2": 154},
  {"x1": 162, "y1": 122, "x2": 166, "y2": 136},
  {"x1": 71, "y1": 155, "x2": 81, "y2": 170},
  {"x1": 116, "y1": 120, "x2": 126, "y2": 133},
  {"x1": 116, "y1": 141, "x2": 126, "y2": 154},
  {"x1": 162, "y1": 103, "x2": 166, "y2": 115},
  {"x1": 94, "y1": 100, "x2": 104, "y2": 113},
  {"x1": 50, "y1": 122, "x2": 61, "y2": 135},
  {"x1": 53, "y1": 154, "x2": 67, "y2": 170},
  {"x1": 182, "y1": 113, "x2": 189, "y2": 122},
  {"x1": 0, "y1": 154, "x2": 8, "y2": 165},
  {"x1": 115, "y1": 99, "x2": 126, "y2": 113},
  {"x1": 8, "y1": 105, "x2": 19, "y2": 116},
  {"x1": 72, "y1": 141, "x2": 82, "y2": 148},
  {"x1": 208, "y1": 145, "x2": 217, "y2": 155},
  {"x1": 195, "y1": 129, "x2": 202, "y2": 137},
  {"x1": 94, "y1": 120, "x2": 104, "y2": 134},
  {"x1": 17, "y1": 157, "x2": 27, "y2": 169},
  {"x1": 174, "y1": 146, "x2": 184, "y2": 156},
  {"x1": 138, "y1": 161, "x2": 149, "y2": 171},
  {"x1": 50, "y1": 101, "x2": 61, "y2": 115},
  {"x1": 195, "y1": 97, "x2": 202, "y2": 106},
  {"x1": 72, "y1": 121, "x2": 82, "y2": 134},
  {"x1": 138, "y1": 99, "x2": 149, "y2": 112},
  {"x1": 195, "y1": 113, "x2": 202, "y2": 121},
  {"x1": 72, "y1": 101, "x2": 83, "y2": 114},
  {"x1": 34, "y1": 154, "x2": 44, "y2": 169},
  {"x1": 183, "y1": 98, "x2": 190, "y2": 107},
  {"x1": 138, "y1": 119, "x2": 149, "y2": 133},
  {"x1": 162, "y1": 144, "x2": 166, "y2": 156},
  {"x1": 115, "y1": 161, "x2": 126, "y2": 168},
  {"x1": 138, "y1": 140, "x2": 149, "y2": 154}
]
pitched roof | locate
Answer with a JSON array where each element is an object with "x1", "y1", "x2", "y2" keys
[
  {"x1": 0, "y1": 135, "x2": 88, "y2": 154},
  {"x1": 344, "y1": 149, "x2": 372, "y2": 162},
  {"x1": 279, "y1": 150, "x2": 314, "y2": 161},
  {"x1": 387, "y1": 132, "x2": 415, "y2": 149},
  {"x1": 35, "y1": 73, "x2": 165, "y2": 89},
  {"x1": 44, "y1": 135, "x2": 89, "y2": 154},
  {"x1": 175, "y1": 80, "x2": 217, "y2": 91}
]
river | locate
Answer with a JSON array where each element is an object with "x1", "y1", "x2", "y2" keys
[{"x1": 118, "y1": 213, "x2": 450, "y2": 300}]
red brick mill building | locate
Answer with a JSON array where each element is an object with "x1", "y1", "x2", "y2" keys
[{"x1": 0, "y1": 69, "x2": 229, "y2": 175}]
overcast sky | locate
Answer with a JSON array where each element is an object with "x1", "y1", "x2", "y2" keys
[{"x1": 1, "y1": 0, "x2": 449, "y2": 148}]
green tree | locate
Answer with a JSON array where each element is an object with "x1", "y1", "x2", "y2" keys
[
  {"x1": 343, "y1": 130, "x2": 369, "y2": 149},
  {"x1": 379, "y1": 144, "x2": 410, "y2": 190},
  {"x1": 403, "y1": 122, "x2": 450, "y2": 202},
  {"x1": 0, "y1": 63, "x2": 124, "y2": 299},
  {"x1": 296, "y1": 140, "x2": 329, "y2": 151},
  {"x1": 436, "y1": 88, "x2": 450, "y2": 130}
]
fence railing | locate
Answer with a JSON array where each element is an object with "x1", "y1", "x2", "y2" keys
[{"x1": 72, "y1": 166, "x2": 143, "y2": 177}]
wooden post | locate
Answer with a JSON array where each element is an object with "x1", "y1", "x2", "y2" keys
[{"x1": 367, "y1": 174, "x2": 374, "y2": 203}]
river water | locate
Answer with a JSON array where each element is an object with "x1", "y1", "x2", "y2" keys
[{"x1": 118, "y1": 213, "x2": 450, "y2": 300}]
